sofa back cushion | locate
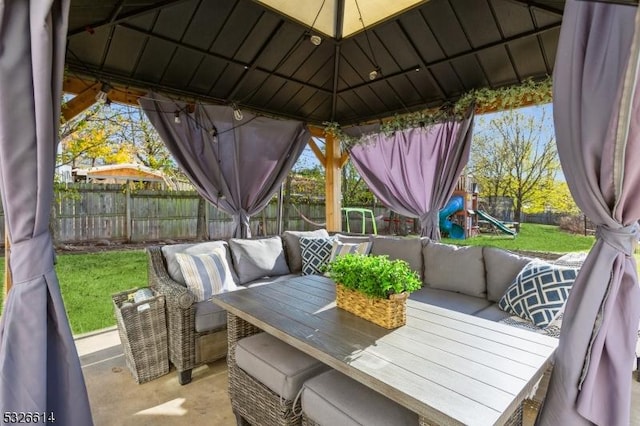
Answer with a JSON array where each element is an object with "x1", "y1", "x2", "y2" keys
[
  {"x1": 423, "y1": 242, "x2": 486, "y2": 297},
  {"x1": 161, "y1": 241, "x2": 238, "y2": 286},
  {"x1": 229, "y1": 236, "x2": 290, "y2": 284},
  {"x1": 483, "y1": 247, "x2": 532, "y2": 302},
  {"x1": 370, "y1": 236, "x2": 423, "y2": 278},
  {"x1": 282, "y1": 229, "x2": 330, "y2": 273}
]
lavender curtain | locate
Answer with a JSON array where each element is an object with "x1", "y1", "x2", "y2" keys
[
  {"x1": 140, "y1": 93, "x2": 309, "y2": 238},
  {"x1": 348, "y1": 110, "x2": 474, "y2": 239},
  {"x1": 538, "y1": 2, "x2": 640, "y2": 425},
  {"x1": 0, "y1": 1, "x2": 93, "y2": 424}
]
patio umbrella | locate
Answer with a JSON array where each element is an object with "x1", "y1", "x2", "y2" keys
[
  {"x1": 0, "y1": 1, "x2": 93, "y2": 424},
  {"x1": 538, "y1": 1, "x2": 640, "y2": 425}
]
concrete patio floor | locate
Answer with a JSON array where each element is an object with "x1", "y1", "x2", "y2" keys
[{"x1": 77, "y1": 327, "x2": 640, "y2": 426}]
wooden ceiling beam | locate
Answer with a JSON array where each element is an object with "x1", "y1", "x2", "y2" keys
[
  {"x1": 62, "y1": 76, "x2": 146, "y2": 119},
  {"x1": 61, "y1": 82, "x2": 100, "y2": 121}
]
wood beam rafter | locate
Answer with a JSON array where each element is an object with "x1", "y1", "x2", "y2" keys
[
  {"x1": 62, "y1": 76, "x2": 147, "y2": 120},
  {"x1": 61, "y1": 82, "x2": 100, "y2": 121}
]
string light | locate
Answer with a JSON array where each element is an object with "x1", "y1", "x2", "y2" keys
[
  {"x1": 95, "y1": 82, "x2": 111, "y2": 103},
  {"x1": 174, "y1": 111, "x2": 181, "y2": 124},
  {"x1": 232, "y1": 104, "x2": 243, "y2": 121}
]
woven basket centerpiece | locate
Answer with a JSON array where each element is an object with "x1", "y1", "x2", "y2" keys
[{"x1": 335, "y1": 283, "x2": 409, "y2": 329}]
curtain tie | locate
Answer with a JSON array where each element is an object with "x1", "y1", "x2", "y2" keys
[
  {"x1": 9, "y1": 232, "x2": 55, "y2": 283},
  {"x1": 419, "y1": 210, "x2": 439, "y2": 236},
  {"x1": 596, "y1": 223, "x2": 639, "y2": 256}
]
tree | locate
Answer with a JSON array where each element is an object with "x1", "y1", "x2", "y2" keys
[
  {"x1": 58, "y1": 102, "x2": 185, "y2": 182},
  {"x1": 469, "y1": 107, "x2": 562, "y2": 226},
  {"x1": 341, "y1": 161, "x2": 375, "y2": 206}
]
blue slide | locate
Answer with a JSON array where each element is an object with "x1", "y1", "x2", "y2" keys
[{"x1": 439, "y1": 195, "x2": 465, "y2": 239}]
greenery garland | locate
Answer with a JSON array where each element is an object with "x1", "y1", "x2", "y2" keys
[{"x1": 323, "y1": 76, "x2": 553, "y2": 150}]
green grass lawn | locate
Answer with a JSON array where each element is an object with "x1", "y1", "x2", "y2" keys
[
  {"x1": 442, "y1": 223, "x2": 596, "y2": 253},
  {"x1": 0, "y1": 250, "x2": 147, "y2": 335}
]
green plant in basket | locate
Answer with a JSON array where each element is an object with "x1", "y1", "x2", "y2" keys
[{"x1": 323, "y1": 253, "x2": 421, "y2": 299}]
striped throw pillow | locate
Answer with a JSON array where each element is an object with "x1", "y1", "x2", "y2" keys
[
  {"x1": 175, "y1": 248, "x2": 237, "y2": 301},
  {"x1": 329, "y1": 240, "x2": 372, "y2": 262}
]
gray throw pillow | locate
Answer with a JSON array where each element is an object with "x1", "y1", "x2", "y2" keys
[
  {"x1": 423, "y1": 242, "x2": 486, "y2": 297},
  {"x1": 483, "y1": 247, "x2": 532, "y2": 302},
  {"x1": 370, "y1": 236, "x2": 423, "y2": 279},
  {"x1": 281, "y1": 229, "x2": 330, "y2": 273},
  {"x1": 161, "y1": 241, "x2": 238, "y2": 286},
  {"x1": 229, "y1": 236, "x2": 290, "y2": 284}
]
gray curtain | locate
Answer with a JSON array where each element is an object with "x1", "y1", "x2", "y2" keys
[
  {"x1": 140, "y1": 92, "x2": 309, "y2": 238},
  {"x1": 348, "y1": 109, "x2": 474, "y2": 239},
  {"x1": 0, "y1": 1, "x2": 93, "y2": 424},
  {"x1": 538, "y1": 2, "x2": 640, "y2": 425}
]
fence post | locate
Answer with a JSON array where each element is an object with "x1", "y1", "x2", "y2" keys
[{"x1": 125, "y1": 181, "x2": 132, "y2": 242}]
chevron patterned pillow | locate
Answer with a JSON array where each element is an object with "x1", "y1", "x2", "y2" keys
[
  {"x1": 300, "y1": 236, "x2": 334, "y2": 275},
  {"x1": 498, "y1": 260, "x2": 578, "y2": 328}
]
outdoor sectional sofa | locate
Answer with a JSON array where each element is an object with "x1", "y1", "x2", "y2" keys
[{"x1": 147, "y1": 229, "x2": 576, "y2": 389}]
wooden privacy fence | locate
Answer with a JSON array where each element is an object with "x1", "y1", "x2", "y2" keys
[{"x1": 0, "y1": 184, "x2": 388, "y2": 244}]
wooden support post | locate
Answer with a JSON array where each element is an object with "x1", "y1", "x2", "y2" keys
[{"x1": 325, "y1": 133, "x2": 342, "y2": 232}]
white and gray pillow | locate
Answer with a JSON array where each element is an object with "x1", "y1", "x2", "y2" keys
[{"x1": 175, "y1": 248, "x2": 237, "y2": 301}]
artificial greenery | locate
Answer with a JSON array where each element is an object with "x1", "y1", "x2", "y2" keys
[
  {"x1": 324, "y1": 76, "x2": 553, "y2": 149},
  {"x1": 323, "y1": 253, "x2": 421, "y2": 299}
]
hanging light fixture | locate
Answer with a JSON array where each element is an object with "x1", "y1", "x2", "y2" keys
[
  {"x1": 174, "y1": 111, "x2": 181, "y2": 124},
  {"x1": 306, "y1": 0, "x2": 326, "y2": 46},
  {"x1": 95, "y1": 82, "x2": 111, "y2": 103},
  {"x1": 232, "y1": 104, "x2": 243, "y2": 121},
  {"x1": 355, "y1": 0, "x2": 381, "y2": 81}
]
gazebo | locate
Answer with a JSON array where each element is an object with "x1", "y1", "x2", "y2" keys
[{"x1": 1, "y1": 1, "x2": 639, "y2": 425}]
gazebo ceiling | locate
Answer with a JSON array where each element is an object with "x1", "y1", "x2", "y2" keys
[{"x1": 66, "y1": 0, "x2": 565, "y2": 125}]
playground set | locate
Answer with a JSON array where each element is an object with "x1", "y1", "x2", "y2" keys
[
  {"x1": 293, "y1": 175, "x2": 516, "y2": 239},
  {"x1": 439, "y1": 176, "x2": 517, "y2": 239}
]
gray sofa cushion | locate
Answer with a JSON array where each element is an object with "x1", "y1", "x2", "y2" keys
[
  {"x1": 194, "y1": 300, "x2": 230, "y2": 332},
  {"x1": 370, "y1": 236, "x2": 423, "y2": 278},
  {"x1": 409, "y1": 287, "x2": 491, "y2": 315},
  {"x1": 474, "y1": 303, "x2": 512, "y2": 322},
  {"x1": 301, "y1": 369, "x2": 418, "y2": 426},
  {"x1": 235, "y1": 332, "x2": 328, "y2": 401},
  {"x1": 282, "y1": 229, "x2": 330, "y2": 273},
  {"x1": 483, "y1": 247, "x2": 531, "y2": 302},
  {"x1": 161, "y1": 241, "x2": 239, "y2": 286},
  {"x1": 423, "y1": 242, "x2": 486, "y2": 297},
  {"x1": 229, "y1": 236, "x2": 290, "y2": 285}
]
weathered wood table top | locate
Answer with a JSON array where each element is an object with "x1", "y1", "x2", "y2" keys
[{"x1": 213, "y1": 275, "x2": 558, "y2": 426}]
